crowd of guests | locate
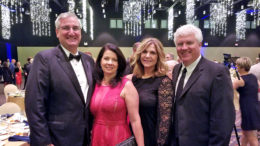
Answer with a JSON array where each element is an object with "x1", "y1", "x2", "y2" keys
[
  {"x1": 20, "y1": 11, "x2": 260, "y2": 146},
  {"x1": 0, "y1": 57, "x2": 33, "y2": 89}
]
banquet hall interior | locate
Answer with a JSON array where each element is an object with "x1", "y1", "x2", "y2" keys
[{"x1": 0, "y1": 0, "x2": 260, "y2": 145}]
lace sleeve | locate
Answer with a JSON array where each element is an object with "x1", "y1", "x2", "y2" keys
[{"x1": 157, "y1": 76, "x2": 173, "y2": 146}]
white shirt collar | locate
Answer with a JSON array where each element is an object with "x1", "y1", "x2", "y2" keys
[
  {"x1": 60, "y1": 45, "x2": 79, "y2": 58},
  {"x1": 181, "y1": 55, "x2": 201, "y2": 73}
]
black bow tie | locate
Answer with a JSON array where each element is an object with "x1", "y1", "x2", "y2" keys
[{"x1": 69, "y1": 53, "x2": 81, "y2": 61}]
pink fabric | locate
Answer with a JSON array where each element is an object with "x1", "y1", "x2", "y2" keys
[
  {"x1": 15, "y1": 69, "x2": 22, "y2": 85},
  {"x1": 90, "y1": 77, "x2": 131, "y2": 146}
]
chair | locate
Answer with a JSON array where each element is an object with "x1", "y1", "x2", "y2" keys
[
  {"x1": 4, "y1": 84, "x2": 18, "y2": 102},
  {"x1": 0, "y1": 102, "x2": 21, "y2": 115}
]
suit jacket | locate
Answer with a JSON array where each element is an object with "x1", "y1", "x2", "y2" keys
[
  {"x1": 25, "y1": 46, "x2": 95, "y2": 146},
  {"x1": 23, "y1": 63, "x2": 32, "y2": 76},
  {"x1": 2, "y1": 67, "x2": 13, "y2": 83},
  {"x1": 169, "y1": 57, "x2": 235, "y2": 146}
]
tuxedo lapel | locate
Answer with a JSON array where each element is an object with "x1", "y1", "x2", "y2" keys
[
  {"x1": 179, "y1": 58, "x2": 205, "y2": 100},
  {"x1": 80, "y1": 52, "x2": 93, "y2": 107},
  {"x1": 55, "y1": 46, "x2": 85, "y2": 104}
]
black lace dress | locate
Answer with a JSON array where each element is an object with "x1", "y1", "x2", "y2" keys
[{"x1": 132, "y1": 76, "x2": 165, "y2": 146}]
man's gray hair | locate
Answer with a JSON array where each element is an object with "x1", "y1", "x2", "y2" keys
[
  {"x1": 174, "y1": 24, "x2": 203, "y2": 45},
  {"x1": 55, "y1": 12, "x2": 82, "y2": 29}
]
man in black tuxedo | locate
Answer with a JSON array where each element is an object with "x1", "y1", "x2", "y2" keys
[
  {"x1": 168, "y1": 24, "x2": 235, "y2": 146},
  {"x1": 25, "y1": 12, "x2": 95, "y2": 146}
]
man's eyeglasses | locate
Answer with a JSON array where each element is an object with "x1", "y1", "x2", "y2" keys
[{"x1": 59, "y1": 26, "x2": 81, "y2": 32}]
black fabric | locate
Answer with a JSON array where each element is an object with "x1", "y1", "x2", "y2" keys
[
  {"x1": 25, "y1": 46, "x2": 95, "y2": 146},
  {"x1": 69, "y1": 53, "x2": 81, "y2": 61},
  {"x1": 175, "y1": 68, "x2": 187, "y2": 99},
  {"x1": 237, "y1": 74, "x2": 260, "y2": 130},
  {"x1": 116, "y1": 136, "x2": 137, "y2": 146},
  {"x1": 132, "y1": 76, "x2": 165, "y2": 146}
]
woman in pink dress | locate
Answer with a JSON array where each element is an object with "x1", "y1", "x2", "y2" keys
[
  {"x1": 15, "y1": 61, "x2": 22, "y2": 89},
  {"x1": 90, "y1": 43, "x2": 144, "y2": 146}
]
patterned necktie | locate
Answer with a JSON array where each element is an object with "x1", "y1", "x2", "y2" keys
[{"x1": 69, "y1": 53, "x2": 81, "y2": 61}]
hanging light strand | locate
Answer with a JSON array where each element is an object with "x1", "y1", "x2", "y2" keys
[
  {"x1": 82, "y1": 0, "x2": 87, "y2": 32},
  {"x1": 0, "y1": 0, "x2": 24, "y2": 39},
  {"x1": 210, "y1": 3, "x2": 227, "y2": 36},
  {"x1": 253, "y1": 0, "x2": 260, "y2": 26},
  {"x1": 1, "y1": 5, "x2": 11, "y2": 39},
  {"x1": 168, "y1": 7, "x2": 174, "y2": 40},
  {"x1": 123, "y1": 1, "x2": 142, "y2": 36},
  {"x1": 140, "y1": 0, "x2": 155, "y2": 22},
  {"x1": 89, "y1": 6, "x2": 94, "y2": 40},
  {"x1": 218, "y1": 0, "x2": 233, "y2": 16},
  {"x1": 186, "y1": 0, "x2": 195, "y2": 24},
  {"x1": 236, "y1": 9, "x2": 246, "y2": 41},
  {"x1": 30, "y1": 0, "x2": 51, "y2": 36},
  {"x1": 68, "y1": 0, "x2": 75, "y2": 12}
]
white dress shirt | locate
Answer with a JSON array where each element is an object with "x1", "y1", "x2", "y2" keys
[
  {"x1": 175, "y1": 55, "x2": 202, "y2": 95},
  {"x1": 61, "y1": 45, "x2": 89, "y2": 103}
]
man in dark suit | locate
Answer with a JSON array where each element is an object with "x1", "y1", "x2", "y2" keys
[
  {"x1": 9, "y1": 59, "x2": 16, "y2": 84},
  {"x1": 168, "y1": 24, "x2": 235, "y2": 146},
  {"x1": 25, "y1": 12, "x2": 95, "y2": 146},
  {"x1": 23, "y1": 57, "x2": 33, "y2": 89}
]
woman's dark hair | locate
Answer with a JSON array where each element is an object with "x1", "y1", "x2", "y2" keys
[{"x1": 95, "y1": 43, "x2": 126, "y2": 87}]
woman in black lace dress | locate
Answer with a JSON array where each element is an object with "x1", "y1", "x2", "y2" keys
[{"x1": 128, "y1": 38, "x2": 168, "y2": 146}]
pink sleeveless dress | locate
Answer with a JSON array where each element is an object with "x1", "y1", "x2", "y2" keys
[{"x1": 90, "y1": 77, "x2": 131, "y2": 146}]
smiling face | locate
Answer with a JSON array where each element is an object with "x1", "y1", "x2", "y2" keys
[
  {"x1": 56, "y1": 16, "x2": 81, "y2": 52},
  {"x1": 176, "y1": 34, "x2": 201, "y2": 66},
  {"x1": 101, "y1": 49, "x2": 118, "y2": 77},
  {"x1": 140, "y1": 44, "x2": 158, "y2": 71}
]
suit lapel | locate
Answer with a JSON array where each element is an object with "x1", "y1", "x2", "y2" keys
[
  {"x1": 172, "y1": 64, "x2": 182, "y2": 101},
  {"x1": 178, "y1": 57, "x2": 205, "y2": 100},
  {"x1": 55, "y1": 46, "x2": 85, "y2": 104},
  {"x1": 80, "y1": 52, "x2": 93, "y2": 107}
]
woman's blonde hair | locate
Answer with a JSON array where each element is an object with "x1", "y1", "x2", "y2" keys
[
  {"x1": 132, "y1": 37, "x2": 167, "y2": 78},
  {"x1": 236, "y1": 57, "x2": 252, "y2": 72}
]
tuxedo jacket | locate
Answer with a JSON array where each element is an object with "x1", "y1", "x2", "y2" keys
[
  {"x1": 25, "y1": 46, "x2": 95, "y2": 146},
  {"x1": 170, "y1": 57, "x2": 235, "y2": 146}
]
